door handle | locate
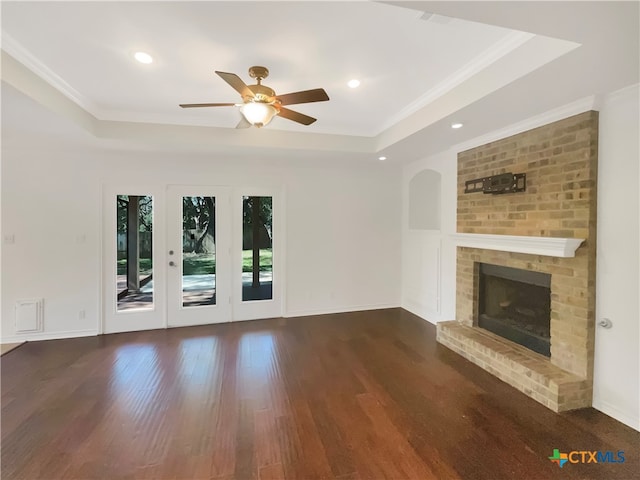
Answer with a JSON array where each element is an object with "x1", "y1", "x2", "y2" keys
[{"x1": 169, "y1": 261, "x2": 177, "y2": 267}]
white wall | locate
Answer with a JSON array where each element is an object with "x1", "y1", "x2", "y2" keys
[
  {"x1": 2, "y1": 148, "x2": 101, "y2": 340},
  {"x1": 1, "y1": 135, "x2": 402, "y2": 342},
  {"x1": 401, "y1": 85, "x2": 640, "y2": 430},
  {"x1": 284, "y1": 163, "x2": 401, "y2": 315},
  {"x1": 593, "y1": 84, "x2": 640, "y2": 430},
  {"x1": 401, "y1": 150, "x2": 457, "y2": 322}
]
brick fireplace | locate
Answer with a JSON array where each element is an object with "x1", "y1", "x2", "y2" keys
[{"x1": 437, "y1": 111, "x2": 598, "y2": 412}]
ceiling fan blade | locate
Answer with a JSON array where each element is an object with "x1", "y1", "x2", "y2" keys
[
  {"x1": 276, "y1": 88, "x2": 329, "y2": 106},
  {"x1": 277, "y1": 107, "x2": 317, "y2": 125},
  {"x1": 179, "y1": 103, "x2": 236, "y2": 108},
  {"x1": 215, "y1": 71, "x2": 255, "y2": 99},
  {"x1": 236, "y1": 117, "x2": 252, "y2": 129}
]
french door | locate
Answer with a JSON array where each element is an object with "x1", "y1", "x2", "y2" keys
[
  {"x1": 232, "y1": 189, "x2": 282, "y2": 321},
  {"x1": 166, "y1": 186, "x2": 231, "y2": 327},
  {"x1": 102, "y1": 185, "x2": 281, "y2": 334}
]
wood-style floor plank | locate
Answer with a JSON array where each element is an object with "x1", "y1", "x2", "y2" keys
[{"x1": 1, "y1": 309, "x2": 638, "y2": 479}]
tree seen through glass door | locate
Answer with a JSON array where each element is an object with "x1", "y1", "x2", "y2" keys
[
  {"x1": 242, "y1": 196, "x2": 273, "y2": 301},
  {"x1": 182, "y1": 196, "x2": 217, "y2": 307},
  {"x1": 116, "y1": 195, "x2": 153, "y2": 311}
]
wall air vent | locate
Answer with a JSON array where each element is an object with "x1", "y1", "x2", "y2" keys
[{"x1": 15, "y1": 298, "x2": 44, "y2": 332}]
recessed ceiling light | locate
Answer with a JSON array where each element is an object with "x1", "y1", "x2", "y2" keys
[
  {"x1": 451, "y1": 122, "x2": 464, "y2": 129},
  {"x1": 134, "y1": 51, "x2": 153, "y2": 64},
  {"x1": 347, "y1": 79, "x2": 361, "y2": 89},
  {"x1": 378, "y1": 156, "x2": 387, "y2": 161}
]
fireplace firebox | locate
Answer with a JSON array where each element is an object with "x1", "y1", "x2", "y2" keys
[{"x1": 478, "y1": 263, "x2": 551, "y2": 357}]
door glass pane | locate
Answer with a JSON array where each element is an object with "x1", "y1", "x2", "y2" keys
[
  {"x1": 116, "y1": 195, "x2": 153, "y2": 311},
  {"x1": 182, "y1": 196, "x2": 216, "y2": 307},
  {"x1": 242, "y1": 196, "x2": 273, "y2": 301}
]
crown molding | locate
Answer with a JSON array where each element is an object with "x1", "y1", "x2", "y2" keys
[
  {"x1": 602, "y1": 82, "x2": 639, "y2": 105},
  {"x1": 1, "y1": 32, "x2": 99, "y2": 115},
  {"x1": 376, "y1": 30, "x2": 535, "y2": 135},
  {"x1": 453, "y1": 94, "x2": 598, "y2": 154}
]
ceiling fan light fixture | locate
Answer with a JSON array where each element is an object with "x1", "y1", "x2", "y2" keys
[{"x1": 240, "y1": 102, "x2": 278, "y2": 128}]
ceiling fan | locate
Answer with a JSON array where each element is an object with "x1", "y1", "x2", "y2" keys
[{"x1": 180, "y1": 66, "x2": 330, "y2": 128}]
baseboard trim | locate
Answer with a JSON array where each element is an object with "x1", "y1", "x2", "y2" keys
[
  {"x1": 401, "y1": 298, "x2": 450, "y2": 325},
  {"x1": 592, "y1": 397, "x2": 640, "y2": 432},
  {"x1": 284, "y1": 303, "x2": 399, "y2": 318},
  {"x1": 1, "y1": 329, "x2": 98, "y2": 343}
]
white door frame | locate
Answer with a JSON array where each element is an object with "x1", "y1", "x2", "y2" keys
[
  {"x1": 232, "y1": 187, "x2": 283, "y2": 321},
  {"x1": 102, "y1": 185, "x2": 167, "y2": 334},
  {"x1": 166, "y1": 185, "x2": 232, "y2": 327}
]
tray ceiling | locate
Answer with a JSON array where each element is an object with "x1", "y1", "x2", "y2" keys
[{"x1": 1, "y1": 1, "x2": 637, "y2": 160}]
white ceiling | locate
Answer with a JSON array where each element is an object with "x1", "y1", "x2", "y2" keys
[
  {"x1": 0, "y1": 1, "x2": 526, "y2": 136},
  {"x1": 1, "y1": 1, "x2": 638, "y2": 162}
]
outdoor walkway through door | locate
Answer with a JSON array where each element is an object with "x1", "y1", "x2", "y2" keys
[{"x1": 179, "y1": 195, "x2": 217, "y2": 307}]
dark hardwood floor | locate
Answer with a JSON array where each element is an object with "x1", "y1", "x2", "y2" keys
[{"x1": 1, "y1": 309, "x2": 638, "y2": 479}]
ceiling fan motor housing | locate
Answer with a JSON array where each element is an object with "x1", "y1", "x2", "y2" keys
[{"x1": 246, "y1": 84, "x2": 277, "y2": 104}]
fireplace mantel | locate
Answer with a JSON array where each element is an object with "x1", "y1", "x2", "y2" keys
[{"x1": 451, "y1": 233, "x2": 584, "y2": 258}]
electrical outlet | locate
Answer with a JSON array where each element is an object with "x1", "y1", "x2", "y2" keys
[{"x1": 79, "y1": 310, "x2": 86, "y2": 320}]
